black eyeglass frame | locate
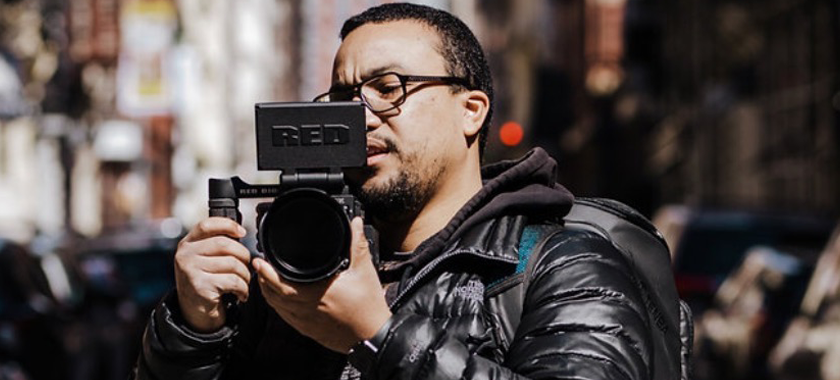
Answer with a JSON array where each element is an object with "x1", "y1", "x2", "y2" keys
[{"x1": 313, "y1": 72, "x2": 471, "y2": 113}]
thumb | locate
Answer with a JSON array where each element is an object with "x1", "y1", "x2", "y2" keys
[{"x1": 349, "y1": 217, "x2": 371, "y2": 269}]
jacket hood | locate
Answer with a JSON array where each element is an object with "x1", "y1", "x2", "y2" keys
[{"x1": 380, "y1": 147, "x2": 574, "y2": 281}]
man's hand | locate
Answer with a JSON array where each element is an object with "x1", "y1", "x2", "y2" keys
[
  {"x1": 253, "y1": 217, "x2": 392, "y2": 353},
  {"x1": 174, "y1": 217, "x2": 252, "y2": 333}
]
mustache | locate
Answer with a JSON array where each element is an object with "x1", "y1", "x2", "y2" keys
[
  {"x1": 346, "y1": 134, "x2": 399, "y2": 187},
  {"x1": 369, "y1": 134, "x2": 400, "y2": 155}
]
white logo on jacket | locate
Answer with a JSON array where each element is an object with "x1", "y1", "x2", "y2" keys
[{"x1": 453, "y1": 279, "x2": 485, "y2": 302}]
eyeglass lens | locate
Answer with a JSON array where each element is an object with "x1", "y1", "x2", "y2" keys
[
  {"x1": 360, "y1": 73, "x2": 405, "y2": 111},
  {"x1": 315, "y1": 73, "x2": 405, "y2": 112}
]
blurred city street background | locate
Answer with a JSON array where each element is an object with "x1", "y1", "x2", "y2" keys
[{"x1": 0, "y1": 0, "x2": 838, "y2": 379}]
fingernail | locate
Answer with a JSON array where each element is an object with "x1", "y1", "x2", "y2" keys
[{"x1": 238, "y1": 225, "x2": 247, "y2": 236}]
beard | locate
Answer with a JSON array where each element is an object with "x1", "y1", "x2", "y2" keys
[{"x1": 347, "y1": 137, "x2": 441, "y2": 222}]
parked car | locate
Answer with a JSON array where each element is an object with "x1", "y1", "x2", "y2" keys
[
  {"x1": 653, "y1": 205, "x2": 835, "y2": 314},
  {"x1": 653, "y1": 206, "x2": 837, "y2": 380},
  {"x1": 0, "y1": 238, "x2": 65, "y2": 380},
  {"x1": 0, "y1": 219, "x2": 182, "y2": 380},
  {"x1": 64, "y1": 220, "x2": 181, "y2": 380}
]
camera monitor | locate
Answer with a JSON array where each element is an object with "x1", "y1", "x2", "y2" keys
[{"x1": 255, "y1": 101, "x2": 366, "y2": 172}]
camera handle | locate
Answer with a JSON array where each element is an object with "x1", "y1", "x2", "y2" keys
[
  {"x1": 209, "y1": 178, "x2": 242, "y2": 223},
  {"x1": 208, "y1": 177, "x2": 254, "y2": 310},
  {"x1": 208, "y1": 176, "x2": 282, "y2": 225}
]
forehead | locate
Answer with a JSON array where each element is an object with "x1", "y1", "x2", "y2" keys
[{"x1": 332, "y1": 20, "x2": 447, "y2": 82}]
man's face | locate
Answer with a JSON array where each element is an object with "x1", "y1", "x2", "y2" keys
[{"x1": 333, "y1": 20, "x2": 470, "y2": 220}]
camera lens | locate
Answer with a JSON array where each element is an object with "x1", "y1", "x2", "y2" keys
[{"x1": 258, "y1": 188, "x2": 350, "y2": 282}]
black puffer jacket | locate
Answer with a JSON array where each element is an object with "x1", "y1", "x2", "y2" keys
[{"x1": 134, "y1": 148, "x2": 658, "y2": 380}]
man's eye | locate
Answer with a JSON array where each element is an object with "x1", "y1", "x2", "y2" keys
[{"x1": 371, "y1": 81, "x2": 401, "y2": 95}]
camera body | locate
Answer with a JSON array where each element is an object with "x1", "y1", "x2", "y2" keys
[{"x1": 208, "y1": 102, "x2": 377, "y2": 282}]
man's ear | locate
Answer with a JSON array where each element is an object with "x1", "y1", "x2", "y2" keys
[{"x1": 461, "y1": 90, "x2": 489, "y2": 138}]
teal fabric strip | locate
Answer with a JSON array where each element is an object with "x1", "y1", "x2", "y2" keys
[
  {"x1": 515, "y1": 226, "x2": 541, "y2": 275},
  {"x1": 487, "y1": 225, "x2": 541, "y2": 288}
]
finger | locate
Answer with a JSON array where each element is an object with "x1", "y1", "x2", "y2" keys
[
  {"x1": 198, "y1": 255, "x2": 252, "y2": 284},
  {"x1": 183, "y1": 217, "x2": 246, "y2": 243},
  {"x1": 256, "y1": 277, "x2": 304, "y2": 319},
  {"x1": 182, "y1": 270, "x2": 250, "y2": 304},
  {"x1": 193, "y1": 236, "x2": 252, "y2": 264},
  {"x1": 259, "y1": 279, "x2": 300, "y2": 322},
  {"x1": 253, "y1": 258, "x2": 284, "y2": 290},
  {"x1": 349, "y1": 217, "x2": 371, "y2": 269},
  {"x1": 210, "y1": 273, "x2": 251, "y2": 303},
  {"x1": 254, "y1": 259, "x2": 314, "y2": 301}
]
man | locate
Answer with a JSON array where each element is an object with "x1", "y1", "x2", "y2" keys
[{"x1": 134, "y1": 3, "x2": 667, "y2": 379}]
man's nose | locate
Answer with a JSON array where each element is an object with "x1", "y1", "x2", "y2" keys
[{"x1": 364, "y1": 103, "x2": 382, "y2": 130}]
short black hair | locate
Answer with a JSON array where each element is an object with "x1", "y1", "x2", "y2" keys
[{"x1": 340, "y1": 2, "x2": 494, "y2": 158}]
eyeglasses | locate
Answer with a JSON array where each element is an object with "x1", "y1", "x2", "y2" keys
[{"x1": 313, "y1": 72, "x2": 470, "y2": 113}]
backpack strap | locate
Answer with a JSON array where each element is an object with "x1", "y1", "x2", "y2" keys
[
  {"x1": 520, "y1": 225, "x2": 561, "y2": 292},
  {"x1": 486, "y1": 223, "x2": 564, "y2": 350}
]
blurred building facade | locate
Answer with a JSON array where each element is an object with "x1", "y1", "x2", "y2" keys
[
  {"x1": 0, "y1": 0, "x2": 473, "y2": 244},
  {"x1": 649, "y1": 0, "x2": 839, "y2": 215},
  {"x1": 477, "y1": 0, "x2": 660, "y2": 213},
  {"x1": 478, "y1": 0, "x2": 839, "y2": 217}
]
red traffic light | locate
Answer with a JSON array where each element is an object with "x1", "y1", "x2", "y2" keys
[{"x1": 499, "y1": 121, "x2": 524, "y2": 147}]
